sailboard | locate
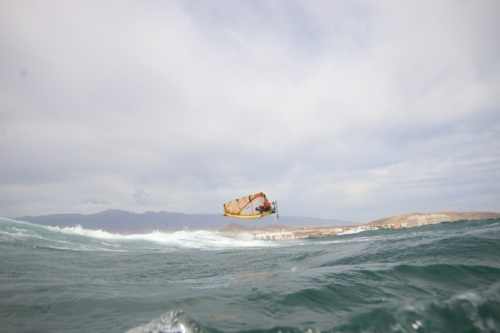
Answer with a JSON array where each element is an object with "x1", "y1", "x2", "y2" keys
[{"x1": 223, "y1": 192, "x2": 278, "y2": 220}]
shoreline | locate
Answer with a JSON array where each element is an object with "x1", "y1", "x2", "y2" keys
[{"x1": 246, "y1": 211, "x2": 500, "y2": 240}]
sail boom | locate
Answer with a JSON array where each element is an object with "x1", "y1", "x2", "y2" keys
[{"x1": 223, "y1": 213, "x2": 263, "y2": 219}]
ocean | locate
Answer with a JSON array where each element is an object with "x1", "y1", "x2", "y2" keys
[{"x1": 1, "y1": 217, "x2": 499, "y2": 333}]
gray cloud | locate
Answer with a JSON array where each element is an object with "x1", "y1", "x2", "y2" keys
[
  {"x1": 132, "y1": 189, "x2": 152, "y2": 205},
  {"x1": 1, "y1": 0, "x2": 499, "y2": 222}
]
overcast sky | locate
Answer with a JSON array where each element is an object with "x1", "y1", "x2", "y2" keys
[{"x1": 1, "y1": 1, "x2": 499, "y2": 222}]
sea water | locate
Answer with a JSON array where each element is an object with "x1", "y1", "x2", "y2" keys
[{"x1": 1, "y1": 217, "x2": 499, "y2": 333}]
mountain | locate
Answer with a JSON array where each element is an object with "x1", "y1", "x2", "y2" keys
[{"x1": 13, "y1": 209, "x2": 357, "y2": 233}]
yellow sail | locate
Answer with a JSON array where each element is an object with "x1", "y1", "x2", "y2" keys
[{"x1": 223, "y1": 192, "x2": 277, "y2": 219}]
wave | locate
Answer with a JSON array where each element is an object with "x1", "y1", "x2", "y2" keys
[
  {"x1": 125, "y1": 281, "x2": 500, "y2": 333},
  {"x1": 2, "y1": 217, "x2": 499, "y2": 255},
  {"x1": 2, "y1": 217, "x2": 500, "y2": 332},
  {"x1": 0, "y1": 217, "x2": 280, "y2": 252}
]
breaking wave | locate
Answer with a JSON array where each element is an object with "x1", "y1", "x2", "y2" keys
[{"x1": 0, "y1": 218, "x2": 279, "y2": 252}]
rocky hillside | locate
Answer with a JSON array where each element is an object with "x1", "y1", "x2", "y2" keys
[{"x1": 367, "y1": 211, "x2": 500, "y2": 226}]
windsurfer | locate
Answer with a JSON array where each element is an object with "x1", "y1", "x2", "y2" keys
[
  {"x1": 256, "y1": 201, "x2": 272, "y2": 213},
  {"x1": 223, "y1": 192, "x2": 276, "y2": 219}
]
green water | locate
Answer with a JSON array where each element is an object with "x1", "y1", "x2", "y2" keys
[{"x1": 1, "y1": 218, "x2": 500, "y2": 332}]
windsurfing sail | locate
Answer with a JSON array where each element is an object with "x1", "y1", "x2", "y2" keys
[{"x1": 223, "y1": 192, "x2": 277, "y2": 219}]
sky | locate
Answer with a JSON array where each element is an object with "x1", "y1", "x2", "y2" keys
[{"x1": 1, "y1": 0, "x2": 499, "y2": 223}]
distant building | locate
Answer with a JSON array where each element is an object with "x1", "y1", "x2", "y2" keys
[
  {"x1": 406, "y1": 214, "x2": 427, "y2": 227},
  {"x1": 254, "y1": 231, "x2": 295, "y2": 240},
  {"x1": 405, "y1": 214, "x2": 451, "y2": 228},
  {"x1": 426, "y1": 214, "x2": 451, "y2": 224}
]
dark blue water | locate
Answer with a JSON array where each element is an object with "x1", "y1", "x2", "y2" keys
[{"x1": 1, "y1": 218, "x2": 499, "y2": 332}]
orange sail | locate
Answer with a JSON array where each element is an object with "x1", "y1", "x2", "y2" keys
[{"x1": 223, "y1": 192, "x2": 277, "y2": 219}]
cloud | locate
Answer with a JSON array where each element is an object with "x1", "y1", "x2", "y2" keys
[
  {"x1": 132, "y1": 189, "x2": 152, "y2": 205},
  {"x1": 82, "y1": 196, "x2": 110, "y2": 206},
  {"x1": 1, "y1": 0, "x2": 499, "y2": 222}
]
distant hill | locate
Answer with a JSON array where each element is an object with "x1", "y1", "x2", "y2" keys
[
  {"x1": 13, "y1": 209, "x2": 357, "y2": 233},
  {"x1": 367, "y1": 211, "x2": 500, "y2": 226}
]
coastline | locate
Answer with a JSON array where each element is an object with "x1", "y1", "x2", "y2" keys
[{"x1": 239, "y1": 211, "x2": 500, "y2": 240}]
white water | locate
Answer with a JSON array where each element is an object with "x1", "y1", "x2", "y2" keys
[{"x1": 1, "y1": 218, "x2": 282, "y2": 252}]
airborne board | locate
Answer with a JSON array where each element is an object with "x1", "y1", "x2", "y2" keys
[{"x1": 223, "y1": 192, "x2": 278, "y2": 219}]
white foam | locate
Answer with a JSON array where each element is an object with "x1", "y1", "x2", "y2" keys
[{"x1": 43, "y1": 225, "x2": 279, "y2": 250}]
